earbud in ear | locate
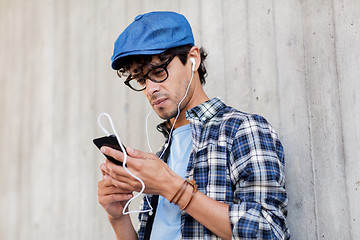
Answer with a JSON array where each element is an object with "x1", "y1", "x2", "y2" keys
[{"x1": 190, "y1": 58, "x2": 196, "y2": 71}]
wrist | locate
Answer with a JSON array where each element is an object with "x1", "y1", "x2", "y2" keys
[
  {"x1": 167, "y1": 178, "x2": 198, "y2": 210},
  {"x1": 175, "y1": 179, "x2": 198, "y2": 210},
  {"x1": 108, "y1": 214, "x2": 128, "y2": 224},
  {"x1": 108, "y1": 214, "x2": 137, "y2": 240},
  {"x1": 162, "y1": 174, "x2": 184, "y2": 201}
]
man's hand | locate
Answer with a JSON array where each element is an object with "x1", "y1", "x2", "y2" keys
[
  {"x1": 98, "y1": 146, "x2": 232, "y2": 240},
  {"x1": 100, "y1": 146, "x2": 183, "y2": 200},
  {"x1": 97, "y1": 161, "x2": 139, "y2": 240},
  {"x1": 97, "y1": 163, "x2": 133, "y2": 219}
]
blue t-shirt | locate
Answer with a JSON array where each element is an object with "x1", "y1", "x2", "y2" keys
[{"x1": 150, "y1": 124, "x2": 193, "y2": 240}]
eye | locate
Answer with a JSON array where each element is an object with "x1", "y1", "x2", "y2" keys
[
  {"x1": 136, "y1": 78, "x2": 146, "y2": 86},
  {"x1": 150, "y1": 68, "x2": 166, "y2": 79}
]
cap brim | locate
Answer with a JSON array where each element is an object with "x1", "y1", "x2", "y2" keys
[{"x1": 111, "y1": 49, "x2": 167, "y2": 70}]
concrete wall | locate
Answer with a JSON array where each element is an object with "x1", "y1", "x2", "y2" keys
[{"x1": 1, "y1": 0, "x2": 359, "y2": 239}]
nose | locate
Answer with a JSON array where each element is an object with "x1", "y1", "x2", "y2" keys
[{"x1": 144, "y1": 79, "x2": 160, "y2": 95}]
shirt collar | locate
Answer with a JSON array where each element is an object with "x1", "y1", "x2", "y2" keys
[
  {"x1": 185, "y1": 97, "x2": 226, "y2": 123},
  {"x1": 156, "y1": 120, "x2": 172, "y2": 139},
  {"x1": 156, "y1": 97, "x2": 226, "y2": 137}
]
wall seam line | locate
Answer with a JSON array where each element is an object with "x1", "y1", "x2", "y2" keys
[
  {"x1": 245, "y1": 0, "x2": 253, "y2": 111},
  {"x1": 330, "y1": 0, "x2": 352, "y2": 239},
  {"x1": 220, "y1": 0, "x2": 227, "y2": 103},
  {"x1": 271, "y1": 0, "x2": 281, "y2": 133},
  {"x1": 300, "y1": 0, "x2": 320, "y2": 239}
]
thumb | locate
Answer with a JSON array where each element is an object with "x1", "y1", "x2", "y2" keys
[{"x1": 126, "y1": 146, "x2": 152, "y2": 160}]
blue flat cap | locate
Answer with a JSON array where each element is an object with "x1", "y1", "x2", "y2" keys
[{"x1": 111, "y1": 11, "x2": 195, "y2": 70}]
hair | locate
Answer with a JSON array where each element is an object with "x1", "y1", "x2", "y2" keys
[{"x1": 116, "y1": 45, "x2": 208, "y2": 85}]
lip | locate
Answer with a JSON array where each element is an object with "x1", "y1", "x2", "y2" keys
[{"x1": 152, "y1": 97, "x2": 167, "y2": 107}]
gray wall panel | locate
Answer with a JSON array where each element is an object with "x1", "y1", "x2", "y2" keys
[{"x1": 1, "y1": 0, "x2": 359, "y2": 239}]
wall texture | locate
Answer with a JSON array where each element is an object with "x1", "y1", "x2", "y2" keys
[{"x1": 0, "y1": 0, "x2": 359, "y2": 239}]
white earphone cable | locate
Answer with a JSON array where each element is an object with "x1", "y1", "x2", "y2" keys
[
  {"x1": 158, "y1": 64, "x2": 194, "y2": 159},
  {"x1": 96, "y1": 58, "x2": 195, "y2": 215},
  {"x1": 145, "y1": 110, "x2": 153, "y2": 153},
  {"x1": 97, "y1": 113, "x2": 153, "y2": 215}
]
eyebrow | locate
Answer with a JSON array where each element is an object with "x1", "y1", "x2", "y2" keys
[
  {"x1": 129, "y1": 56, "x2": 172, "y2": 77},
  {"x1": 143, "y1": 59, "x2": 169, "y2": 74},
  {"x1": 147, "y1": 58, "x2": 167, "y2": 69}
]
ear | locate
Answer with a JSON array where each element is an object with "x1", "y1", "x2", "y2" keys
[{"x1": 188, "y1": 46, "x2": 201, "y2": 72}]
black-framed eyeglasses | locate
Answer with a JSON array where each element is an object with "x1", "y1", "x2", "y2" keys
[{"x1": 122, "y1": 56, "x2": 175, "y2": 92}]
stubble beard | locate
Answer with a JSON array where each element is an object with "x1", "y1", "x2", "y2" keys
[
  {"x1": 155, "y1": 89, "x2": 191, "y2": 121},
  {"x1": 156, "y1": 99, "x2": 184, "y2": 120},
  {"x1": 151, "y1": 76, "x2": 193, "y2": 121}
]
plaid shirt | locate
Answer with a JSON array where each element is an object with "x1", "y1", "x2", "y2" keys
[{"x1": 138, "y1": 97, "x2": 290, "y2": 239}]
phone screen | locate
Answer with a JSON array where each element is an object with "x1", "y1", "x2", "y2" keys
[{"x1": 93, "y1": 134, "x2": 125, "y2": 166}]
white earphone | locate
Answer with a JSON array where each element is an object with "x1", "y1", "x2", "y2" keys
[{"x1": 190, "y1": 57, "x2": 195, "y2": 72}]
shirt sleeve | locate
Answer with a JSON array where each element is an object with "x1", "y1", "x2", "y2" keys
[{"x1": 228, "y1": 115, "x2": 290, "y2": 239}]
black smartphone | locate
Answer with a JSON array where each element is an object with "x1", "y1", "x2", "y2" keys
[{"x1": 93, "y1": 134, "x2": 126, "y2": 166}]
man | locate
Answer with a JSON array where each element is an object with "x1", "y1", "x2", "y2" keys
[{"x1": 97, "y1": 11, "x2": 290, "y2": 239}]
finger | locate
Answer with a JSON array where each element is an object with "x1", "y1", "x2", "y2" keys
[
  {"x1": 98, "y1": 180, "x2": 133, "y2": 195},
  {"x1": 100, "y1": 162, "x2": 108, "y2": 176},
  {"x1": 103, "y1": 174, "x2": 136, "y2": 192},
  {"x1": 98, "y1": 193, "x2": 134, "y2": 206},
  {"x1": 97, "y1": 180, "x2": 134, "y2": 197},
  {"x1": 101, "y1": 161, "x2": 121, "y2": 179},
  {"x1": 101, "y1": 146, "x2": 125, "y2": 163},
  {"x1": 104, "y1": 158, "x2": 128, "y2": 178},
  {"x1": 98, "y1": 177, "x2": 118, "y2": 188},
  {"x1": 102, "y1": 168, "x2": 141, "y2": 192}
]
